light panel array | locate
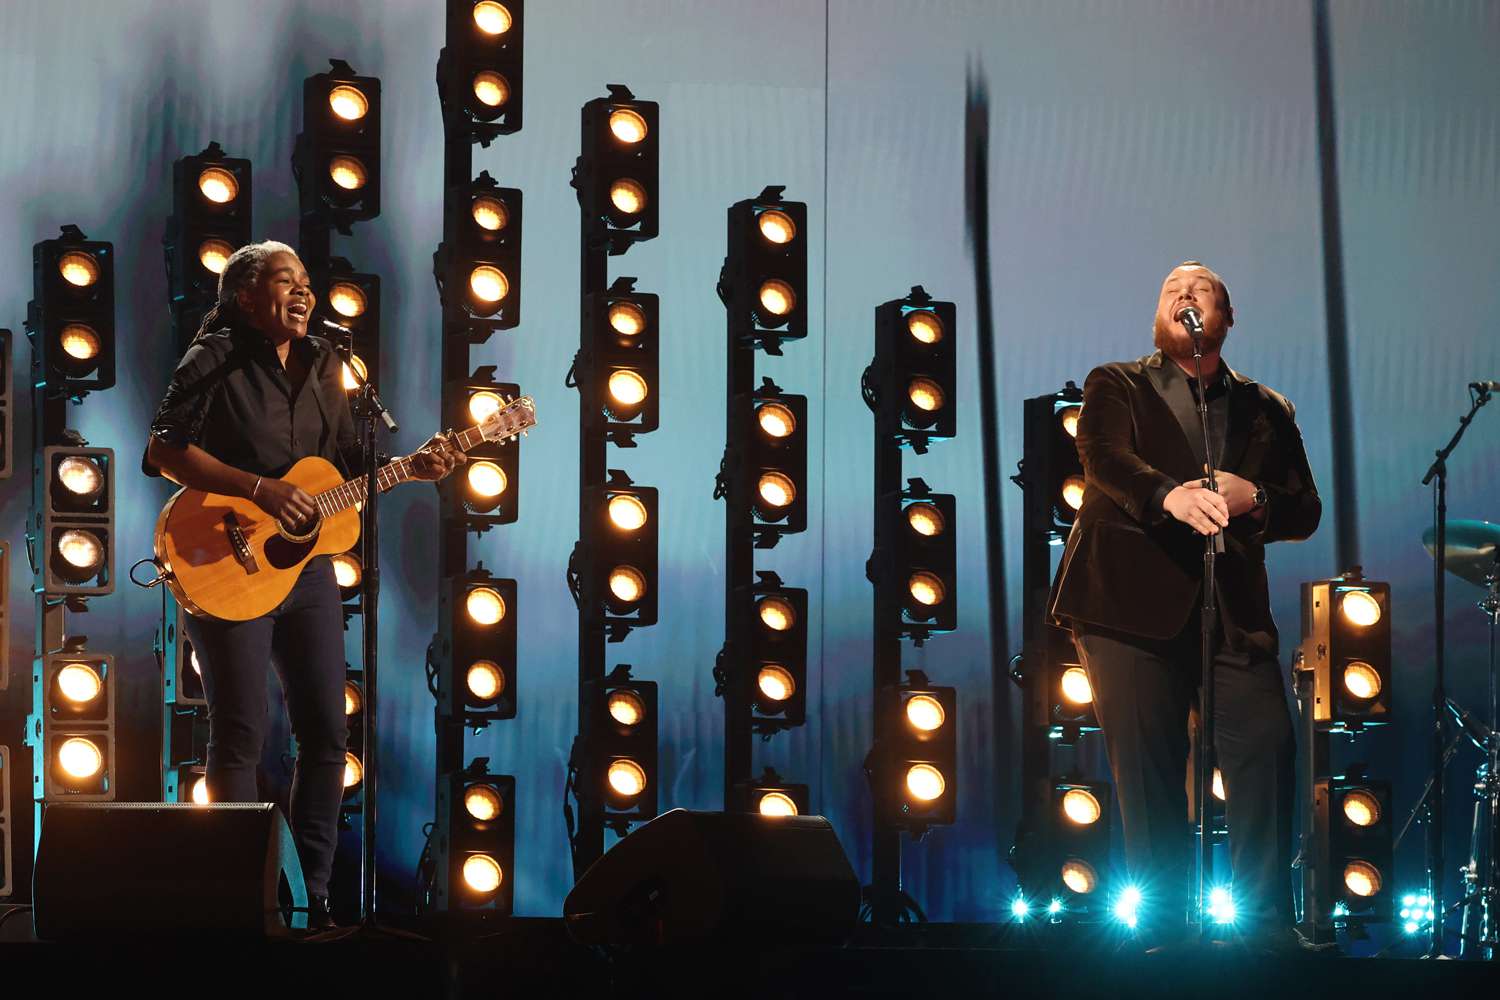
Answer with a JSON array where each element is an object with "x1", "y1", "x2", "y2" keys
[{"x1": 165, "y1": 141, "x2": 252, "y2": 353}]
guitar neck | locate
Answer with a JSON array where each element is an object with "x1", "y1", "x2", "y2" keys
[{"x1": 311, "y1": 422, "x2": 503, "y2": 517}]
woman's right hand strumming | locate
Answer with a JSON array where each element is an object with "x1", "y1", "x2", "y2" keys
[{"x1": 253, "y1": 476, "x2": 319, "y2": 529}]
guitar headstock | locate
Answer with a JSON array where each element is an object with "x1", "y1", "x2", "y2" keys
[{"x1": 474, "y1": 394, "x2": 537, "y2": 445}]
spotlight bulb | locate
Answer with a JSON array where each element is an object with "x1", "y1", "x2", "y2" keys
[
  {"x1": 472, "y1": 195, "x2": 508, "y2": 232},
  {"x1": 607, "y1": 689, "x2": 646, "y2": 727},
  {"x1": 57, "y1": 529, "x2": 104, "y2": 572},
  {"x1": 1342, "y1": 661, "x2": 1382, "y2": 700},
  {"x1": 905, "y1": 694, "x2": 946, "y2": 732},
  {"x1": 907, "y1": 571, "x2": 945, "y2": 607},
  {"x1": 758, "y1": 279, "x2": 795, "y2": 318},
  {"x1": 757, "y1": 472, "x2": 796, "y2": 510},
  {"x1": 59, "y1": 325, "x2": 101, "y2": 362},
  {"x1": 198, "y1": 239, "x2": 233, "y2": 275},
  {"x1": 757, "y1": 665, "x2": 796, "y2": 703},
  {"x1": 331, "y1": 552, "x2": 363, "y2": 589},
  {"x1": 341, "y1": 354, "x2": 368, "y2": 392},
  {"x1": 758, "y1": 792, "x2": 798, "y2": 817},
  {"x1": 757, "y1": 596, "x2": 795, "y2": 632},
  {"x1": 905, "y1": 764, "x2": 946, "y2": 802},
  {"x1": 57, "y1": 251, "x2": 99, "y2": 287},
  {"x1": 1342, "y1": 789, "x2": 1381, "y2": 827},
  {"x1": 472, "y1": 1, "x2": 512, "y2": 35},
  {"x1": 1061, "y1": 475, "x2": 1087, "y2": 512},
  {"x1": 607, "y1": 370, "x2": 648, "y2": 407},
  {"x1": 329, "y1": 282, "x2": 367, "y2": 318},
  {"x1": 905, "y1": 502, "x2": 945, "y2": 537},
  {"x1": 58, "y1": 737, "x2": 103, "y2": 780},
  {"x1": 607, "y1": 494, "x2": 648, "y2": 531},
  {"x1": 609, "y1": 108, "x2": 648, "y2": 144},
  {"x1": 907, "y1": 377, "x2": 944, "y2": 413},
  {"x1": 609, "y1": 178, "x2": 647, "y2": 216},
  {"x1": 607, "y1": 759, "x2": 647, "y2": 798},
  {"x1": 196, "y1": 169, "x2": 238, "y2": 205},
  {"x1": 463, "y1": 854, "x2": 503, "y2": 894},
  {"x1": 469, "y1": 265, "x2": 509, "y2": 304},
  {"x1": 1340, "y1": 590, "x2": 1382, "y2": 627},
  {"x1": 756, "y1": 402, "x2": 796, "y2": 439},
  {"x1": 1062, "y1": 788, "x2": 1102, "y2": 825},
  {"x1": 608, "y1": 566, "x2": 647, "y2": 604},
  {"x1": 468, "y1": 390, "x2": 503, "y2": 423},
  {"x1": 192, "y1": 776, "x2": 209, "y2": 805},
  {"x1": 344, "y1": 752, "x2": 364, "y2": 788},
  {"x1": 1059, "y1": 405, "x2": 1082, "y2": 438},
  {"x1": 1060, "y1": 666, "x2": 1093, "y2": 705},
  {"x1": 465, "y1": 784, "x2": 503, "y2": 822},
  {"x1": 466, "y1": 660, "x2": 504, "y2": 701},
  {"x1": 328, "y1": 85, "x2": 369, "y2": 121},
  {"x1": 467, "y1": 460, "x2": 508, "y2": 499},
  {"x1": 465, "y1": 586, "x2": 506, "y2": 625},
  {"x1": 56, "y1": 663, "x2": 103, "y2": 704},
  {"x1": 758, "y1": 209, "x2": 796, "y2": 244},
  {"x1": 608, "y1": 301, "x2": 646, "y2": 336},
  {"x1": 1343, "y1": 861, "x2": 1382, "y2": 898},
  {"x1": 328, "y1": 155, "x2": 367, "y2": 191},
  {"x1": 906, "y1": 310, "x2": 943, "y2": 344},
  {"x1": 344, "y1": 681, "x2": 363, "y2": 717},
  {"x1": 57, "y1": 456, "x2": 104, "y2": 499},
  {"x1": 1061, "y1": 859, "x2": 1099, "y2": 895},
  {"x1": 472, "y1": 71, "x2": 510, "y2": 108}
]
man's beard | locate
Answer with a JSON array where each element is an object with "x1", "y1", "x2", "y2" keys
[{"x1": 1153, "y1": 315, "x2": 1228, "y2": 358}]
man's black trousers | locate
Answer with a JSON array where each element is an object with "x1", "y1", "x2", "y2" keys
[{"x1": 1073, "y1": 611, "x2": 1295, "y2": 929}]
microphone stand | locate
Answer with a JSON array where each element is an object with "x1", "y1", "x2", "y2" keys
[
  {"x1": 1186, "y1": 318, "x2": 1225, "y2": 942},
  {"x1": 1419, "y1": 382, "x2": 1492, "y2": 957},
  {"x1": 340, "y1": 329, "x2": 398, "y2": 930}
]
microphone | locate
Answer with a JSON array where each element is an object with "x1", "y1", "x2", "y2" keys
[
  {"x1": 1176, "y1": 306, "x2": 1204, "y2": 340},
  {"x1": 1446, "y1": 697, "x2": 1492, "y2": 749},
  {"x1": 1469, "y1": 381, "x2": 1500, "y2": 393},
  {"x1": 321, "y1": 318, "x2": 353, "y2": 337}
]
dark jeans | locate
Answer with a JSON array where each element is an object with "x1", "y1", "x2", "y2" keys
[
  {"x1": 1073, "y1": 613, "x2": 1295, "y2": 929},
  {"x1": 184, "y1": 556, "x2": 348, "y2": 897}
]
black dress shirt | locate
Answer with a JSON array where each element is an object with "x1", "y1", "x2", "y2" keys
[
  {"x1": 143, "y1": 321, "x2": 362, "y2": 481},
  {"x1": 1144, "y1": 351, "x2": 1232, "y2": 522}
]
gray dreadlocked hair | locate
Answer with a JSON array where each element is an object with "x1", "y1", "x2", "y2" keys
[{"x1": 191, "y1": 239, "x2": 299, "y2": 342}]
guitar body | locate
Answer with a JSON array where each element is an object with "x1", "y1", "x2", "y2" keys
[{"x1": 154, "y1": 456, "x2": 361, "y2": 622}]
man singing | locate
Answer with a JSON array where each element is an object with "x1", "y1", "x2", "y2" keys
[{"x1": 1049, "y1": 261, "x2": 1322, "y2": 950}]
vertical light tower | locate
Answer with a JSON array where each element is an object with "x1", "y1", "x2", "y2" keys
[
  {"x1": 159, "y1": 143, "x2": 254, "y2": 810},
  {"x1": 292, "y1": 56, "x2": 385, "y2": 923},
  {"x1": 863, "y1": 287, "x2": 958, "y2": 924},
  {"x1": 24, "y1": 227, "x2": 120, "y2": 849},
  {"x1": 715, "y1": 189, "x2": 811, "y2": 814},
  {"x1": 567, "y1": 85, "x2": 661, "y2": 877},
  {"x1": 428, "y1": 0, "x2": 523, "y2": 924}
]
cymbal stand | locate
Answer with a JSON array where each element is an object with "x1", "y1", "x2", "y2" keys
[
  {"x1": 1458, "y1": 559, "x2": 1499, "y2": 959},
  {"x1": 1420, "y1": 383, "x2": 1492, "y2": 956}
]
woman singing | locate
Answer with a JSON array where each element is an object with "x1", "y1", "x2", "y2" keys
[{"x1": 143, "y1": 240, "x2": 463, "y2": 928}]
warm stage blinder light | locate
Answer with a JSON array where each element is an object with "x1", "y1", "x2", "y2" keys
[
  {"x1": 592, "y1": 484, "x2": 658, "y2": 627},
  {"x1": 35, "y1": 229, "x2": 118, "y2": 392},
  {"x1": 437, "y1": 770, "x2": 515, "y2": 914},
  {"x1": 726, "y1": 192, "x2": 806, "y2": 344},
  {"x1": 581, "y1": 92, "x2": 658, "y2": 243},
  {"x1": 445, "y1": 374, "x2": 520, "y2": 524},
  {"x1": 294, "y1": 61, "x2": 380, "y2": 229},
  {"x1": 1300, "y1": 576, "x2": 1391, "y2": 728},
  {"x1": 440, "y1": 574, "x2": 518, "y2": 723}
]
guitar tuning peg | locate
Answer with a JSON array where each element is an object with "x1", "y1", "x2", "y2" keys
[{"x1": 521, "y1": 430, "x2": 528, "y2": 437}]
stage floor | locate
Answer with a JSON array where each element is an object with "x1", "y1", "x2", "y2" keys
[{"x1": 1, "y1": 911, "x2": 1492, "y2": 997}]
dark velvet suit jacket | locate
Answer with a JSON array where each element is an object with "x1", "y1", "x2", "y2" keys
[{"x1": 1048, "y1": 351, "x2": 1322, "y2": 658}]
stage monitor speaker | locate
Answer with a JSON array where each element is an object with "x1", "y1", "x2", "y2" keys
[
  {"x1": 564, "y1": 808, "x2": 859, "y2": 948},
  {"x1": 33, "y1": 802, "x2": 306, "y2": 939}
]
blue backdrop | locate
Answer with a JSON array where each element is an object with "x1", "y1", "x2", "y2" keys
[{"x1": 1, "y1": 0, "x2": 1496, "y2": 920}]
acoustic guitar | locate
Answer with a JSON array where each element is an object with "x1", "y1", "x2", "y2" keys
[{"x1": 152, "y1": 394, "x2": 536, "y2": 621}]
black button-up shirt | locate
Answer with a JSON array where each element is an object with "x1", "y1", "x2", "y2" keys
[
  {"x1": 1144, "y1": 350, "x2": 1232, "y2": 521},
  {"x1": 143, "y1": 321, "x2": 362, "y2": 480}
]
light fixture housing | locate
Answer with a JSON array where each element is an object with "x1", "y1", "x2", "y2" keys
[{"x1": 436, "y1": 571, "x2": 519, "y2": 724}]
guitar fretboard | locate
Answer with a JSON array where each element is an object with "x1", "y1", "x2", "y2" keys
[{"x1": 309, "y1": 422, "x2": 497, "y2": 519}]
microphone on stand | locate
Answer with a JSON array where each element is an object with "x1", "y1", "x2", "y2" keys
[
  {"x1": 1468, "y1": 381, "x2": 1500, "y2": 393},
  {"x1": 1176, "y1": 305, "x2": 1205, "y2": 342},
  {"x1": 321, "y1": 318, "x2": 353, "y2": 337}
]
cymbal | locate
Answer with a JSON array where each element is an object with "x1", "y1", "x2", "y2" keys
[{"x1": 1422, "y1": 519, "x2": 1500, "y2": 588}]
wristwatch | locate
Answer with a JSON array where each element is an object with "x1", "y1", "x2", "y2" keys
[{"x1": 1251, "y1": 484, "x2": 1268, "y2": 510}]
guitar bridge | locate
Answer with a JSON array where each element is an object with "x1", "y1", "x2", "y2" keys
[{"x1": 223, "y1": 513, "x2": 260, "y2": 575}]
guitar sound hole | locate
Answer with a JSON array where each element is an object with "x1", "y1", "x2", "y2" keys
[{"x1": 264, "y1": 522, "x2": 320, "y2": 570}]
